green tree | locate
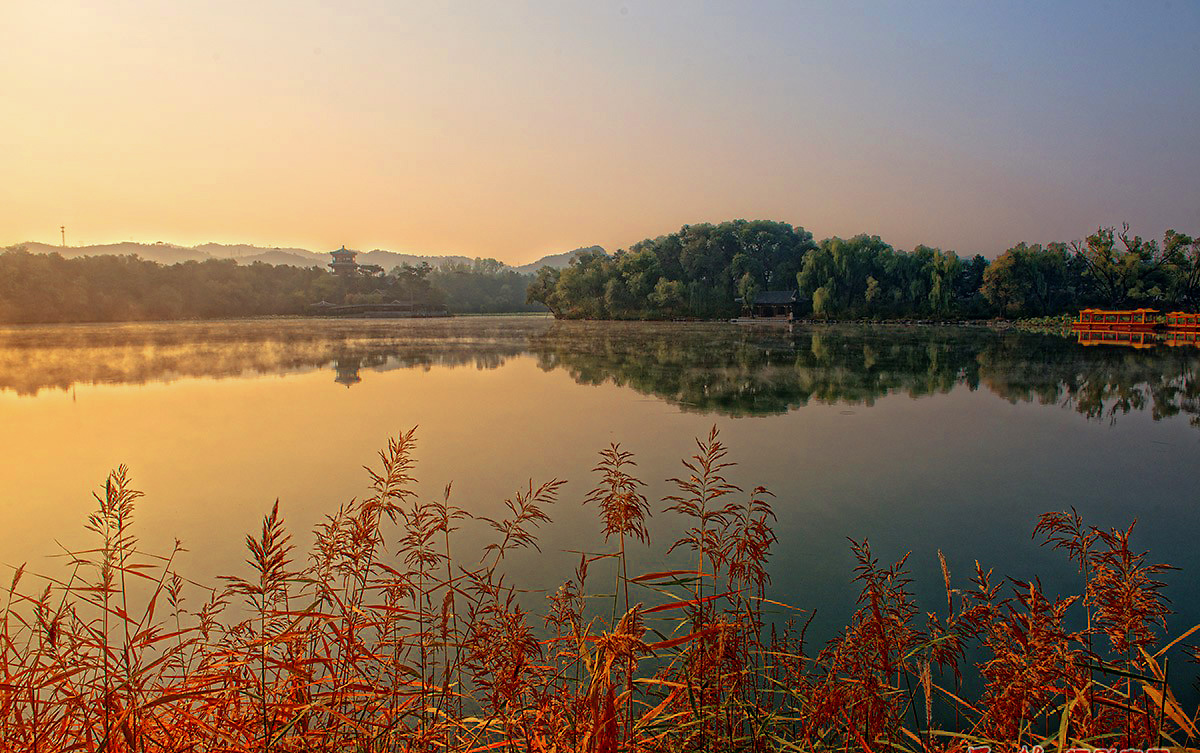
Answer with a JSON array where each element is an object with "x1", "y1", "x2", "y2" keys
[
  {"x1": 649, "y1": 278, "x2": 685, "y2": 317},
  {"x1": 1071, "y1": 224, "x2": 1168, "y2": 307},
  {"x1": 736, "y1": 272, "x2": 761, "y2": 313},
  {"x1": 980, "y1": 243, "x2": 1070, "y2": 317},
  {"x1": 811, "y1": 286, "x2": 832, "y2": 318},
  {"x1": 926, "y1": 249, "x2": 961, "y2": 316},
  {"x1": 981, "y1": 246, "x2": 1028, "y2": 316},
  {"x1": 1162, "y1": 230, "x2": 1200, "y2": 307},
  {"x1": 525, "y1": 267, "x2": 562, "y2": 316},
  {"x1": 428, "y1": 259, "x2": 536, "y2": 313},
  {"x1": 616, "y1": 250, "x2": 663, "y2": 302},
  {"x1": 531, "y1": 220, "x2": 815, "y2": 320}
]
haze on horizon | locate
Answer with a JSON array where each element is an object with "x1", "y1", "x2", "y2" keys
[{"x1": 3, "y1": 1, "x2": 1198, "y2": 266}]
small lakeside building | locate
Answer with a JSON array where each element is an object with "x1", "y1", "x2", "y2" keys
[{"x1": 737, "y1": 290, "x2": 801, "y2": 320}]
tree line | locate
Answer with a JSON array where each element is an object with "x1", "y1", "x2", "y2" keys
[
  {"x1": 0, "y1": 248, "x2": 542, "y2": 323},
  {"x1": 526, "y1": 220, "x2": 1200, "y2": 320},
  {"x1": 4, "y1": 219, "x2": 1198, "y2": 324}
]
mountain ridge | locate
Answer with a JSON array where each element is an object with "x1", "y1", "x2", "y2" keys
[{"x1": 11, "y1": 241, "x2": 605, "y2": 273}]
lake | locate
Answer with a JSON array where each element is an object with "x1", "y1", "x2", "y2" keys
[{"x1": 1, "y1": 315, "x2": 1198, "y2": 660}]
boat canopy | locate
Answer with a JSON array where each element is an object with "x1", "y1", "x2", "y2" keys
[{"x1": 1077, "y1": 308, "x2": 1160, "y2": 316}]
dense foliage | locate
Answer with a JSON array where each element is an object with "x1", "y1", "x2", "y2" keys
[
  {"x1": 0, "y1": 250, "x2": 336, "y2": 322},
  {"x1": 797, "y1": 236, "x2": 977, "y2": 318},
  {"x1": 527, "y1": 220, "x2": 819, "y2": 319},
  {"x1": 0, "y1": 248, "x2": 545, "y2": 323},
  {"x1": 427, "y1": 258, "x2": 543, "y2": 313},
  {"x1": 528, "y1": 221, "x2": 1200, "y2": 320}
]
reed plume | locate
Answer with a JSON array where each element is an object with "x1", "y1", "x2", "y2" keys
[{"x1": 0, "y1": 428, "x2": 1191, "y2": 753}]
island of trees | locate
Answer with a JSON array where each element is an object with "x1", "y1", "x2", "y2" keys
[{"x1": 526, "y1": 220, "x2": 1200, "y2": 320}]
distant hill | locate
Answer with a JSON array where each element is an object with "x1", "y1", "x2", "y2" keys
[
  {"x1": 356, "y1": 249, "x2": 475, "y2": 270},
  {"x1": 194, "y1": 244, "x2": 475, "y2": 270},
  {"x1": 513, "y1": 245, "x2": 606, "y2": 274},
  {"x1": 10, "y1": 241, "x2": 603, "y2": 273},
  {"x1": 21, "y1": 241, "x2": 209, "y2": 265},
  {"x1": 194, "y1": 243, "x2": 315, "y2": 260},
  {"x1": 238, "y1": 250, "x2": 325, "y2": 267}
]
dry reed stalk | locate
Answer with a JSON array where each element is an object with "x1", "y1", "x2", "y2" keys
[{"x1": 0, "y1": 429, "x2": 1193, "y2": 753}]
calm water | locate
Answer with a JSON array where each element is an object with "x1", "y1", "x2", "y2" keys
[{"x1": 2, "y1": 315, "x2": 1198, "y2": 659}]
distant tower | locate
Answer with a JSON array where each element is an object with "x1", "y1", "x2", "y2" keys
[
  {"x1": 60, "y1": 226, "x2": 66, "y2": 247},
  {"x1": 329, "y1": 245, "x2": 359, "y2": 276}
]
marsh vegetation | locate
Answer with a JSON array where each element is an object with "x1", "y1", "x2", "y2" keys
[{"x1": 1, "y1": 427, "x2": 1195, "y2": 751}]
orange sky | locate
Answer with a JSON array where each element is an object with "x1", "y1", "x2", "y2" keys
[{"x1": 3, "y1": 1, "x2": 1197, "y2": 265}]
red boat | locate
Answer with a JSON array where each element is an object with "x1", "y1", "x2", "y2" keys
[
  {"x1": 1165, "y1": 311, "x2": 1200, "y2": 332},
  {"x1": 1071, "y1": 308, "x2": 1161, "y2": 332},
  {"x1": 1162, "y1": 330, "x2": 1200, "y2": 348}
]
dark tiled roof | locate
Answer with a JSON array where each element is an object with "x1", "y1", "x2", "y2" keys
[{"x1": 754, "y1": 290, "x2": 798, "y2": 305}]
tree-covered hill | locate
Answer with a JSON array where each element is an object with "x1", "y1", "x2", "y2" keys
[
  {"x1": 527, "y1": 220, "x2": 1200, "y2": 320},
  {"x1": 527, "y1": 220, "x2": 819, "y2": 319}
]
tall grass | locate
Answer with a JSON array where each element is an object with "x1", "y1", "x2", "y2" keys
[{"x1": 0, "y1": 427, "x2": 1195, "y2": 752}]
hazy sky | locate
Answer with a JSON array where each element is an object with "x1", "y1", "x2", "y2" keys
[{"x1": 3, "y1": 1, "x2": 1198, "y2": 265}]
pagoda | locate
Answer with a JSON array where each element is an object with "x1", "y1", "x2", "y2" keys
[{"x1": 329, "y1": 246, "x2": 359, "y2": 276}]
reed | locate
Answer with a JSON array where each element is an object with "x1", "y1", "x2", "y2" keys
[{"x1": 0, "y1": 427, "x2": 1195, "y2": 752}]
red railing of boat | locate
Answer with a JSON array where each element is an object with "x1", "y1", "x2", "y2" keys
[{"x1": 1072, "y1": 308, "x2": 1161, "y2": 332}]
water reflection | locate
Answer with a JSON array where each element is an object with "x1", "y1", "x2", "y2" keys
[
  {"x1": 1075, "y1": 329, "x2": 1158, "y2": 349},
  {"x1": 532, "y1": 322, "x2": 1200, "y2": 427},
  {"x1": 0, "y1": 318, "x2": 537, "y2": 396},
  {"x1": 333, "y1": 356, "x2": 374, "y2": 387},
  {"x1": 2, "y1": 318, "x2": 1197, "y2": 427}
]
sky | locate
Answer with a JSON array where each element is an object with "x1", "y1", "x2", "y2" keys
[{"x1": 2, "y1": 1, "x2": 1198, "y2": 266}]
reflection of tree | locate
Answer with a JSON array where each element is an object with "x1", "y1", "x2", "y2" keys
[
  {"x1": 4, "y1": 318, "x2": 1197, "y2": 428},
  {"x1": 0, "y1": 318, "x2": 542, "y2": 396},
  {"x1": 530, "y1": 322, "x2": 1200, "y2": 426},
  {"x1": 977, "y1": 334, "x2": 1200, "y2": 427},
  {"x1": 531, "y1": 322, "x2": 986, "y2": 416}
]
